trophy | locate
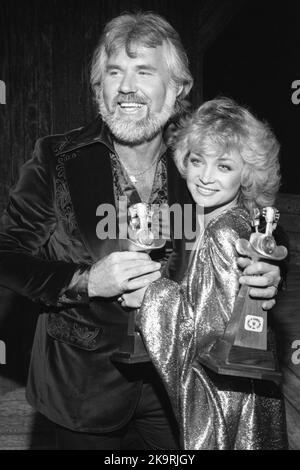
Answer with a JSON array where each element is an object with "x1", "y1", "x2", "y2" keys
[
  {"x1": 111, "y1": 202, "x2": 166, "y2": 364},
  {"x1": 198, "y1": 207, "x2": 288, "y2": 384}
]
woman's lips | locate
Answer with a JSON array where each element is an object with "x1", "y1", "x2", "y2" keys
[{"x1": 195, "y1": 184, "x2": 219, "y2": 196}]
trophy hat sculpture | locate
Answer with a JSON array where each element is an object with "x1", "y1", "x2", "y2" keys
[{"x1": 198, "y1": 206, "x2": 288, "y2": 384}]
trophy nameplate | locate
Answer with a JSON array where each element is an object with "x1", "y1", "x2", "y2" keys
[
  {"x1": 198, "y1": 207, "x2": 288, "y2": 384},
  {"x1": 111, "y1": 203, "x2": 165, "y2": 364}
]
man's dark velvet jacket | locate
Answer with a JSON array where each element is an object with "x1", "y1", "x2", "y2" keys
[{"x1": 0, "y1": 116, "x2": 192, "y2": 432}]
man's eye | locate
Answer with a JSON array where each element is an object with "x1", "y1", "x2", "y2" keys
[
  {"x1": 108, "y1": 70, "x2": 120, "y2": 76},
  {"x1": 138, "y1": 70, "x2": 151, "y2": 76}
]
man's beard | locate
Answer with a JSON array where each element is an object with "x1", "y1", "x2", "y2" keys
[{"x1": 98, "y1": 87, "x2": 177, "y2": 145}]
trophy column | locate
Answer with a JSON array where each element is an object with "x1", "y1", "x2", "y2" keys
[
  {"x1": 198, "y1": 207, "x2": 288, "y2": 384},
  {"x1": 111, "y1": 203, "x2": 165, "y2": 364}
]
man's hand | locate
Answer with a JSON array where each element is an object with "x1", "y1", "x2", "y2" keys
[
  {"x1": 88, "y1": 251, "x2": 161, "y2": 298},
  {"x1": 119, "y1": 269, "x2": 161, "y2": 308},
  {"x1": 237, "y1": 257, "x2": 281, "y2": 310},
  {"x1": 118, "y1": 285, "x2": 149, "y2": 309}
]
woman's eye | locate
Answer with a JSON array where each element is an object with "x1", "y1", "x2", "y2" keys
[
  {"x1": 219, "y1": 164, "x2": 231, "y2": 171},
  {"x1": 189, "y1": 155, "x2": 203, "y2": 166},
  {"x1": 190, "y1": 158, "x2": 201, "y2": 166}
]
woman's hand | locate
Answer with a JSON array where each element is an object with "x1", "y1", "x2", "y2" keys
[{"x1": 237, "y1": 257, "x2": 280, "y2": 310}]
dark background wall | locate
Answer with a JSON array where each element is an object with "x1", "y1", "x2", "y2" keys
[{"x1": 204, "y1": 0, "x2": 300, "y2": 195}]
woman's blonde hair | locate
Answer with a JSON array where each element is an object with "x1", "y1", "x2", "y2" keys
[{"x1": 173, "y1": 97, "x2": 281, "y2": 211}]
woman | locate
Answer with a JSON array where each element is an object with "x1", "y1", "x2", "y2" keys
[{"x1": 136, "y1": 97, "x2": 288, "y2": 449}]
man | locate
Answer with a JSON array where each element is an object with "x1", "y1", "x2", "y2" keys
[{"x1": 0, "y1": 12, "x2": 281, "y2": 450}]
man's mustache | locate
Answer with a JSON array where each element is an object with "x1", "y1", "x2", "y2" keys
[{"x1": 114, "y1": 93, "x2": 150, "y2": 105}]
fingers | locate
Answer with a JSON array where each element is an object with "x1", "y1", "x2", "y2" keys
[
  {"x1": 240, "y1": 262, "x2": 280, "y2": 288},
  {"x1": 123, "y1": 261, "x2": 161, "y2": 281},
  {"x1": 108, "y1": 251, "x2": 151, "y2": 262},
  {"x1": 118, "y1": 271, "x2": 161, "y2": 308},
  {"x1": 242, "y1": 261, "x2": 280, "y2": 280},
  {"x1": 118, "y1": 284, "x2": 150, "y2": 309},
  {"x1": 117, "y1": 295, "x2": 130, "y2": 309},
  {"x1": 240, "y1": 262, "x2": 280, "y2": 299},
  {"x1": 239, "y1": 274, "x2": 274, "y2": 288},
  {"x1": 240, "y1": 272, "x2": 279, "y2": 297},
  {"x1": 125, "y1": 270, "x2": 161, "y2": 291},
  {"x1": 88, "y1": 252, "x2": 159, "y2": 298},
  {"x1": 106, "y1": 252, "x2": 160, "y2": 280},
  {"x1": 262, "y1": 299, "x2": 276, "y2": 311},
  {"x1": 120, "y1": 296, "x2": 140, "y2": 309},
  {"x1": 131, "y1": 270, "x2": 162, "y2": 284},
  {"x1": 239, "y1": 261, "x2": 281, "y2": 305},
  {"x1": 237, "y1": 257, "x2": 251, "y2": 269},
  {"x1": 246, "y1": 285, "x2": 278, "y2": 299}
]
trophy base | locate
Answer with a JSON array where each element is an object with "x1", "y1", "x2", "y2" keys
[
  {"x1": 111, "y1": 332, "x2": 150, "y2": 364},
  {"x1": 198, "y1": 338, "x2": 282, "y2": 384}
]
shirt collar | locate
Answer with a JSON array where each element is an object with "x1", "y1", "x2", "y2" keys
[{"x1": 56, "y1": 115, "x2": 168, "y2": 158}]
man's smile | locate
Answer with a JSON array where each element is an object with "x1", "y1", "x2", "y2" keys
[{"x1": 118, "y1": 102, "x2": 145, "y2": 111}]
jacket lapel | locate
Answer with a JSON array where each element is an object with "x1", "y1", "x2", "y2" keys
[{"x1": 64, "y1": 141, "x2": 119, "y2": 261}]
